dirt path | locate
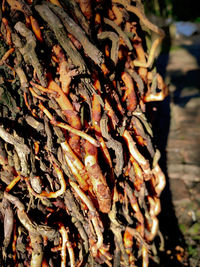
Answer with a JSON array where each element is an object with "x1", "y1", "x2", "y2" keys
[{"x1": 156, "y1": 34, "x2": 200, "y2": 266}]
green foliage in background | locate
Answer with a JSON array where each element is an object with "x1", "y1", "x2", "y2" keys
[
  {"x1": 144, "y1": 0, "x2": 199, "y2": 21},
  {"x1": 144, "y1": 0, "x2": 172, "y2": 18}
]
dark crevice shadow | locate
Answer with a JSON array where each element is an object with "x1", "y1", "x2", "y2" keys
[{"x1": 146, "y1": 25, "x2": 190, "y2": 266}]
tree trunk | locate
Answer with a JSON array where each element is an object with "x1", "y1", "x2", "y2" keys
[{"x1": 0, "y1": 0, "x2": 167, "y2": 266}]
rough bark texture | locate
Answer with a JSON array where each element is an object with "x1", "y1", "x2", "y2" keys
[{"x1": 0, "y1": 0, "x2": 168, "y2": 266}]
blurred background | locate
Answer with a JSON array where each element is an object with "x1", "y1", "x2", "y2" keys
[{"x1": 144, "y1": 1, "x2": 200, "y2": 266}]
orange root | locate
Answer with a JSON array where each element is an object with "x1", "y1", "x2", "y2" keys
[
  {"x1": 5, "y1": 175, "x2": 21, "y2": 193},
  {"x1": 58, "y1": 223, "x2": 75, "y2": 267},
  {"x1": 61, "y1": 141, "x2": 89, "y2": 191},
  {"x1": 121, "y1": 72, "x2": 137, "y2": 112},
  {"x1": 83, "y1": 140, "x2": 111, "y2": 213},
  {"x1": 30, "y1": 16, "x2": 43, "y2": 42},
  {"x1": 26, "y1": 163, "x2": 67, "y2": 198}
]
